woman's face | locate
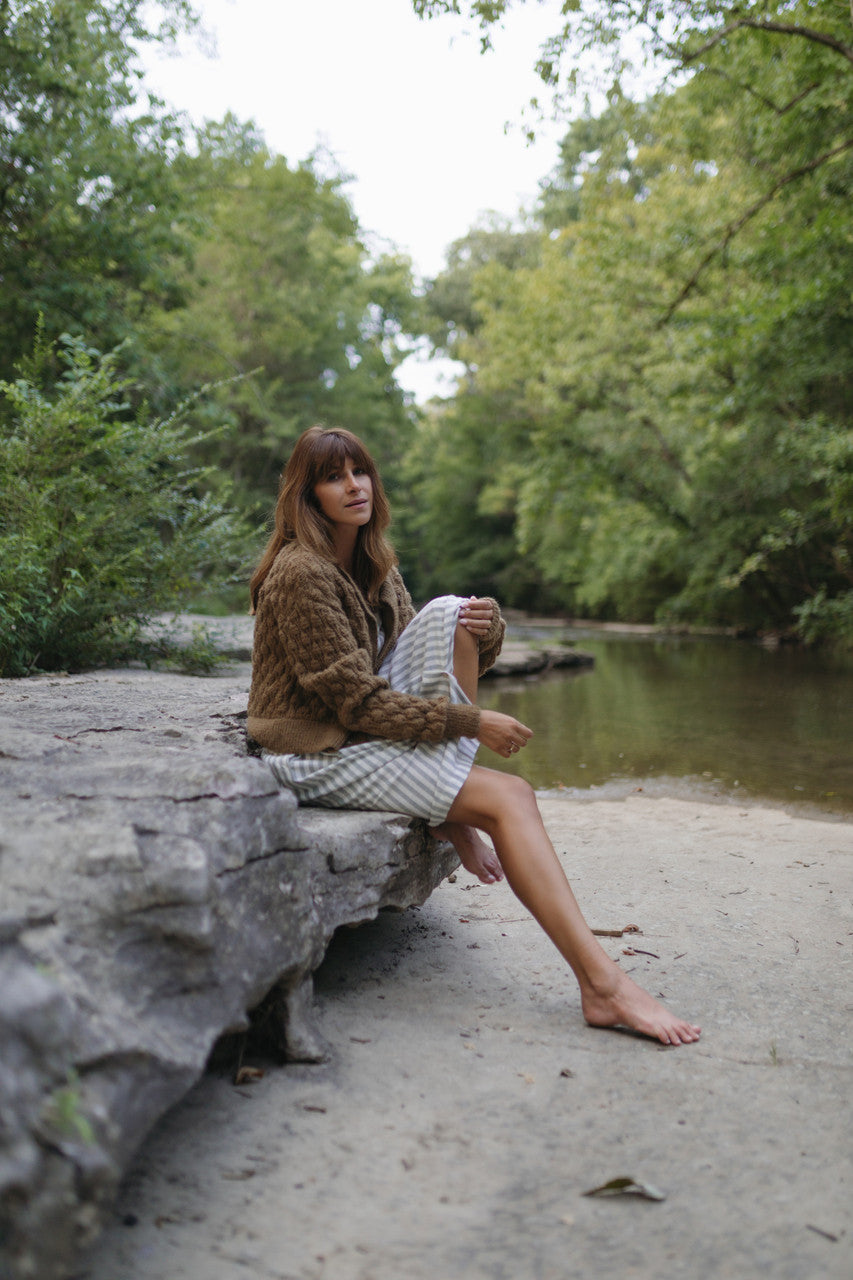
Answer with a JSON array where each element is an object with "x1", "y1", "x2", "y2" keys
[{"x1": 313, "y1": 457, "x2": 373, "y2": 530}]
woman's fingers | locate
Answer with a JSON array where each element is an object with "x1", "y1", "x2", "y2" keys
[
  {"x1": 477, "y1": 710, "x2": 533, "y2": 756},
  {"x1": 506, "y1": 725, "x2": 533, "y2": 755},
  {"x1": 459, "y1": 596, "x2": 494, "y2": 634}
]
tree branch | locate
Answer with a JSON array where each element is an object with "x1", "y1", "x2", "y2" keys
[
  {"x1": 546, "y1": 416, "x2": 693, "y2": 530},
  {"x1": 683, "y1": 19, "x2": 853, "y2": 69},
  {"x1": 638, "y1": 414, "x2": 692, "y2": 483},
  {"x1": 660, "y1": 138, "x2": 853, "y2": 325},
  {"x1": 698, "y1": 66, "x2": 820, "y2": 116}
]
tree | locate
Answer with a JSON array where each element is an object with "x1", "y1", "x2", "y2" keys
[
  {"x1": 394, "y1": 222, "x2": 558, "y2": 606},
  {"x1": 144, "y1": 117, "x2": 420, "y2": 520},
  {"x1": 406, "y1": 2, "x2": 853, "y2": 639},
  {"x1": 413, "y1": 1, "x2": 853, "y2": 308},
  {"x1": 0, "y1": 0, "x2": 195, "y2": 383}
]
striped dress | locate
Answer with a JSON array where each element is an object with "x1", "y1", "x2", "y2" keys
[{"x1": 263, "y1": 595, "x2": 478, "y2": 825}]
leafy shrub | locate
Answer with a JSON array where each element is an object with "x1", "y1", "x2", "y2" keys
[
  {"x1": 0, "y1": 333, "x2": 247, "y2": 677},
  {"x1": 794, "y1": 589, "x2": 853, "y2": 647}
]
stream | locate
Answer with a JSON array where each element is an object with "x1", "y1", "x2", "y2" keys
[{"x1": 482, "y1": 627, "x2": 853, "y2": 817}]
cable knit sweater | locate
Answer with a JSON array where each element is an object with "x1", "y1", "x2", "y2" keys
[{"x1": 247, "y1": 543, "x2": 505, "y2": 755}]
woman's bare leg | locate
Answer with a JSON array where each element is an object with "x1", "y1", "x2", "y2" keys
[
  {"x1": 430, "y1": 621, "x2": 504, "y2": 884},
  {"x1": 445, "y1": 765, "x2": 701, "y2": 1046}
]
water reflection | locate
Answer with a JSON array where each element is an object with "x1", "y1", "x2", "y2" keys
[{"x1": 480, "y1": 631, "x2": 853, "y2": 815}]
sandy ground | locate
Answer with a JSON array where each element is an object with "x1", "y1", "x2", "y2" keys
[{"x1": 79, "y1": 794, "x2": 852, "y2": 1280}]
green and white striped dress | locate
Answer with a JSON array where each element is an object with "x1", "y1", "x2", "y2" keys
[{"x1": 263, "y1": 595, "x2": 478, "y2": 825}]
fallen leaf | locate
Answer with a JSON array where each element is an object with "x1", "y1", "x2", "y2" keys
[
  {"x1": 559, "y1": 1067, "x2": 575, "y2": 1079},
  {"x1": 233, "y1": 1066, "x2": 264, "y2": 1086},
  {"x1": 582, "y1": 1177, "x2": 666, "y2": 1202}
]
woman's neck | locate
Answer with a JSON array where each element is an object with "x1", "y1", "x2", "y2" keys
[{"x1": 331, "y1": 524, "x2": 359, "y2": 575}]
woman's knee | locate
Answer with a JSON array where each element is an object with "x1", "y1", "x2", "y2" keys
[
  {"x1": 450, "y1": 766, "x2": 535, "y2": 829},
  {"x1": 501, "y1": 772, "x2": 538, "y2": 813},
  {"x1": 478, "y1": 771, "x2": 538, "y2": 825}
]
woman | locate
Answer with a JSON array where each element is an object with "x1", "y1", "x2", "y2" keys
[{"x1": 249, "y1": 426, "x2": 700, "y2": 1046}]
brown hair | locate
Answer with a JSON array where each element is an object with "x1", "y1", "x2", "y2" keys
[{"x1": 249, "y1": 425, "x2": 396, "y2": 610}]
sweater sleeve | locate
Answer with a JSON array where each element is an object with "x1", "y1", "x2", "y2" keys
[{"x1": 275, "y1": 564, "x2": 480, "y2": 743}]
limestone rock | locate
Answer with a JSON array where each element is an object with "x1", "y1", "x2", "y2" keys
[
  {"x1": 482, "y1": 640, "x2": 595, "y2": 679},
  {"x1": 0, "y1": 666, "x2": 457, "y2": 1280}
]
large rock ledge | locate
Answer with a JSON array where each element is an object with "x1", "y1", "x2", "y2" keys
[{"x1": 0, "y1": 666, "x2": 458, "y2": 1280}]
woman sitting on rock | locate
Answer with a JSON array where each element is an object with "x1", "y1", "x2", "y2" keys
[{"x1": 248, "y1": 425, "x2": 700, "y2": 1046}]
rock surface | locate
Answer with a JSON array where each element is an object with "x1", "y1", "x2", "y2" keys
[
  {"x1": 483, "y1": 639, "x2": 594, "y2": 678},
  {"x1": 0, "y1": 665, "x2": 457, "y2": 1280},
  {"x1": 150, "y1": 612, "x2": 595, "y2": 677}
]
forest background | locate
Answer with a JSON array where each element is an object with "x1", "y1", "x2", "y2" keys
[{"x1": 1, "y1": 0, "x2": 851, "y2": 677}]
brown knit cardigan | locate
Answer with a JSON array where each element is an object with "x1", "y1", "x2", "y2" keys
[{"x1": 247, "y1": 543, "x2": 505, "y2": 755}]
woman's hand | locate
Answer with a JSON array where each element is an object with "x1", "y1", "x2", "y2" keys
[
  {"x1": 459, "y1": 596, "x2": 494, "y2": 639},
  {"x1": 477, "y1": 709, "x2": 533, "y2": 759}
]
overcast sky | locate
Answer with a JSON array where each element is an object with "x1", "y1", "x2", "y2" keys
[{"x1": 141, "y1": 0, "x2": 575, "y2": 397}]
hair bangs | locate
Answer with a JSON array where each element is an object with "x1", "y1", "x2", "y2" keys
[{"x1": 308, "y1": 429, "x2": 376, "y2": 487}]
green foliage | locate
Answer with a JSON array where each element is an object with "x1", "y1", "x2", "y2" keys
[
  {"x1": 423, "y1": 219, "x2": 542, "y2": 351},
  {"x1": 394, "y1": 394, "x2": 558, "y2": 608},
  {"x1": 0, "y1": 0, "x2": 426, "y2": 658},
  {"x1": 0, "y1": 333, "x2": 246, "y2": 677},
  {"x1": 398, "y1": 223, "x2": 560, "y2": 606},
  {"x1": 143, "y1": 117, "x2": 420, "y2": 521},
  {"x1": 410, "y1": 2, "x2": 853, "y2": 641},
  {"x1": 138, "y1": 619, "x2": 230, "y2": 675},
  {"x1": 0, "y1": 1, "x2": 196, "y2": 382},
  {"x1": 413, "y1": 1, "x2": 853, "y2": 117},
  {"x1": 42, "y1": 1071, "x2": 95, "y2": 1146}
]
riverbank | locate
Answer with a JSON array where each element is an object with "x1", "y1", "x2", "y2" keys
[
  {"x1": 80, "y1": 792, "x2": 853, "y2": 1280},
  {"x1": 150, "y1": 612, "x2": 595, "y2": 679}
]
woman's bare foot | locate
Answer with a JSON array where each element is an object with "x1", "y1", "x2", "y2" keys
[
  {"x1": 429, "y1": 821, "x2": 504, "y2": 885},
  {"x1": 581, "y1": 966, "x2": 701, "y2": 1046}
]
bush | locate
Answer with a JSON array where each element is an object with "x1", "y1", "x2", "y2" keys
[
  {"x1": 0, "y1": 333, "x2": 247, "y2": 677},
  {"x1": 794, "y1": 588, "x2": 853, "y2": 647}
]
